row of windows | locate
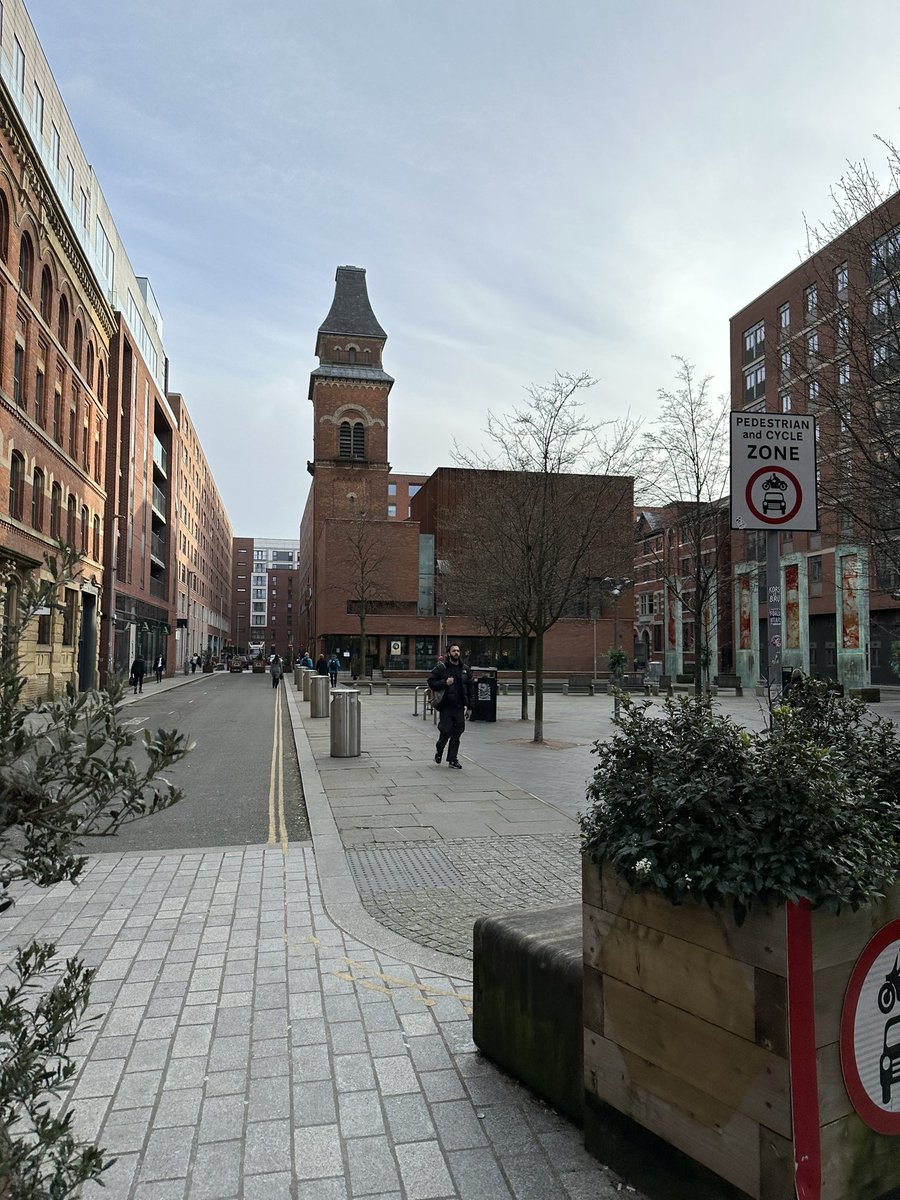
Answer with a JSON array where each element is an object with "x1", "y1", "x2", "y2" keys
[
  {"x1": 13, "y1": 353, "x2": 104, "y2": 479},
  {"x1": 332, "y1": 345, "x2": 371, "y2": 364},
  {"x1": 8, "y1": 451, "x2": 100, "y2": 558}
]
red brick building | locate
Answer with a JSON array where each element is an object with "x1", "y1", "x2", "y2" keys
[
  {"x1": 298, "y1": 266, "x2": 634, "y2": 676},
  {"x1": 231, "y1": 536, "x2": 300, "y2": 661}
]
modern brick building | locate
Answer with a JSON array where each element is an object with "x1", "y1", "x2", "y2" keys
[
  {"x1": 298, "y1": 266, "x2": 634, "y2": 677},
  {"x1": 730, "y1": 190, "x2": 900, "y2": 687},
  {"x1": 231, "y1": 536, "x2": 300, "y2": 661}
]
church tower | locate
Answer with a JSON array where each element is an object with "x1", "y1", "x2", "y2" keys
[{"x1": 307, "y1": 266, "x2": 393, "y2": 519}]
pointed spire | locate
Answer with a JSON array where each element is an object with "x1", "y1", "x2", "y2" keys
[{"x1": 318, "y1": 266, "x2": 387, "y2": 340}]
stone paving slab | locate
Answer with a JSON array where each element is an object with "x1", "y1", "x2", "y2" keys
[{"x1": 0, "y1": 846, "x2": 635, "y2": 1199}]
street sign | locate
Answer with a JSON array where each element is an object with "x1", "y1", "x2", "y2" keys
[
  {"x1": 840, "y1": 920, "x2": 900, "y2": 1134},
  {"x1": 730, "y1": 413, "x2": 818, "y2": 531}
]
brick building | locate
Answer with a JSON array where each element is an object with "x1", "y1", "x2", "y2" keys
[
  {"x1": 730, "y1": 190, "x2": 900, "y2": 688},
  {"x1": 298, "y1": 266, "x2": 634, "y2": 676},
  {"x1": 231, "y1": 536, "x2": 300, "y2": 661},
  {"x1": 0, "y1": 0, "x2": 232, "y2": 693}
]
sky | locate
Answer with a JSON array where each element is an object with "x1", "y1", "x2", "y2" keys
[{"x1": 24, "y1": 0, "x2": 900, "y2": 538}]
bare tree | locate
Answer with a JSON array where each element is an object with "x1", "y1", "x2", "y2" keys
[
  {"x1": 801, "y1": 142, "x2": 900, "y2": 589},
  {"x1": 639, "y1": 359, "x2": 731, "y2": 696},
  {"x1": 453, "y1": 373, "x2": 636, "y2": 743},
  {"x1": 329, "y1": 502, "x2": 391, "y2": 678}
]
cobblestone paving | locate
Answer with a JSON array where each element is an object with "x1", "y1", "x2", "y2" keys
[
  {"x1": 1, "y1": 844, "x2": 637, "y2": 1199},
  {"x1": 346, "y1": 834, "x2": 582, "y2": 958}
]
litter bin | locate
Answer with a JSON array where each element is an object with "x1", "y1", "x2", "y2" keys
[
  {"x1": 310, "y1": 674, "x2": 330, "y2": 717},
  {"x1": 302, "y1": 669, "x2": 313, "y2": 701},
  {"x1": 330, "y1": 689, "x2": 360, "y2": 757},
  {"x1": 470, "y1": 666, "x2": 498, "y2": 722}
]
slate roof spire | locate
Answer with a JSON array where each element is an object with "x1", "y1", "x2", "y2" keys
[{"x1": 318, "y1": 265, "x2": 387, "y2": 340}]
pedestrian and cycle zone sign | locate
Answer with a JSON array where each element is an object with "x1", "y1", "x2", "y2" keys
[
  {"x1": 841, "y1": 920, "x2": 900, "y2": 1134},
  {"x1": 730, "y1": 413, "x2": 818, "y2": 531}
]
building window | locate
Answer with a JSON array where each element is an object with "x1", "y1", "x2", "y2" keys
[
  {"x1": 8, "y1": 451, "x2": 24, "y2": 519},
  {"x1": 65, "y1": 158, "x2": 74, "y2": 200},
  {"x1": 780, "y1": 391, "x2": 791, "y2": 413},
  {"x1": 352, "y1": 422, "x2": 365, "y2": 459},
  {"x1": 837, "y1": 309, "x2": 849, "y2": 345},
  {"x1": 66, "y1": 495, "x2": 76, "y2": 545},
  {"x1": 79, "y1": 189, "x2": 88, "y2": 228},
  {"x1": 387, "y1": 504, "x2": 396, "y2": 518},
  {"x1": 40, "y1": 265, "x2": 52, "y2": 319},
  {"x1": 34, "y1": 369, "x2": 44, "y2": 426},
  {"x1": 0, "y1": 192, "x2": 8, "y2": 262},
  {"x1": 806, "y1": 330, "x2": 818, "y2": 363},
  {"x1": 68, "y1": 408, "x2": 76, "y2": 457},
  {"x1": 348, "y1": 347, "x2": 357, "y2": 363},
  {"x1": 31, "y1": 468, "x2": 44, "y2": 529},
  {"x1": 807, "y1": 379, "x2": 819, "y2": 408},
  {"x1": 13, "y1": 343, "x2": 24, "y2": 407},
  {"x1": 80, "y1": 505, "x2": 88, "y2": 554},
  {"x1": 97, "y1": 362, "x2": 104, "y2": 406},
  {"x1": 92, "y1": 514, "x2": 100, "y2": 560},
  {"x1": 73, "y1": 321, "x2": 83, "y2": 368},
  {"x1": 62, "y1": 589, "x2": 76, "y2": 646},
  {"x1": 778, "y1": 302, "x2": 790, "y2": 333},
  {"x1": 52, "y1": 392, "x2": 61, "y2": 442},
  {"x1": 409, "y1": 484, "x2": 421, "y2": 497},
  {"x1": 837, "y1": 360, "x2": 850, "y2": 392},
  {"x1": 779, "y1": 347, "x2": 791, "y2": 378},
  {"x1": 804, "y1": 283, "x2": 818, "y2": 320},
  {"x1": 338, "y1": 421, "x2": 351, "y2": 457},
  {"x1": 870, "y1": 226, "x2": 900, "y2": 283},
  {"x1": 835, "y1": 261, "x2": 848, "y2": 295},
  {"x1": 742, "y1": 320, "x2": 764, "y2": 364},
  {"x1": 33, "y1": 83, "x2": 43, "y2": 135},
  {"x1": 12, "y1": 37, "x2": 24, "y2": 93},
  {"x1": 388, "y1": 482, "x2": 397, "y2": 496},
  {"x1": 58, "y1": 295, "x2": 69, "y2": 346},
  {"x1": 50, "y1": 122, "x2": 60, "y2": 170},
  {"x1": 50, "y1": 483, "x2": 61, "y2": 538},
  {"x1": 85, "y1": 341, "x2": 94, "y2": 387},
  {"x1": 18, "y1": 233, "x2": 33, "y2": 294},
  {"x1": 743, "y1": 364, "x2": 765, "y2": 404}
]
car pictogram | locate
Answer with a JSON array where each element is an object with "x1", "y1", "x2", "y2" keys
[{"x1": 881, "y1": 1015, "x2": 900, "y2": 1104}]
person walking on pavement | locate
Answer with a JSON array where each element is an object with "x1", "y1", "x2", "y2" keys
[
  {"x1": 300, "y1": 650, "x2": 314, "y2": 669},
  {"x1": 428, "y1": 643, "x2": 473, "y2": 769},
  {"x1": 190, "y1": 653, "x2": 198, "y2": 674},
  {"x1": 270, "y1": 654, "x2": 283, "y2": 689},
  {"x1": 154, "y1": 653, "x2": 166, "y2": 683},
  {"x1": 315, "y1": 653, "x2": 328, "y2": 676},
  {"x1": 130, "y1": 653, "x2": 146, "y2": 695},
  {"x1": 327, "y1": 654, "x2": 340, "y2": 687}
]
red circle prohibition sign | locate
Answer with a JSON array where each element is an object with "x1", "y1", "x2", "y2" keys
[
  {"x1": 745, "y1": 466, "x2": 803, "y2": 525},
  {"x1": 840, "y1": 919, "x2": 900, "y2": 1135}
]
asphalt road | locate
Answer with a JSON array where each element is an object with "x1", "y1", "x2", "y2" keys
[{"x1": 78, "y1": 673, "x2": 310, "y2": 854}]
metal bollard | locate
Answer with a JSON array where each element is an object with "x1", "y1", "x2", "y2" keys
[
  {"x1": 302, "y1": 669, "x2": 312, "y2": 701},
  {"x1": 330, "y1": 688, "x2": 360, "y2": 756},
  {"x1": 310, "y1": 674, "x2": 330, "y2": 717}
]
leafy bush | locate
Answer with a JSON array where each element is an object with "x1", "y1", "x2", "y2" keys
[
  {"x1": 581, "y1": 678, "x2": 900, "y2": 921},
  {"x1": 606, "y1": 648, "x2": 628, "y2": 680}
]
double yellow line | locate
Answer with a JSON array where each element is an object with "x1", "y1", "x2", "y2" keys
[{"x1": 267, "y1": 683, "x2": 288, "y2": 852}]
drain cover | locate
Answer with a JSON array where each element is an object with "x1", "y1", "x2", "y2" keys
[{"x1": 346, "y1": 845, "x2": 465, "y2": 893}]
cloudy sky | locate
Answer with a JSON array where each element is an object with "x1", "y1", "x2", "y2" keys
[{"x1": 25, "y1": 0, "x2": 900, "y2": 537}]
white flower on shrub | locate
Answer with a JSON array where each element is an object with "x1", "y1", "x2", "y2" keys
[{"x1": 634, "y1": 857, "x2": 652, "y2": 878}]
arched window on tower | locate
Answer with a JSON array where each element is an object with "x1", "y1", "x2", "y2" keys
[
  {"x1": 352, "y1": 422, "x2": 365, "y2": 459},
  {"x1": 339, "y1": 421, "x2": 351, "y2": 458},
  {"x1": 348, "y1": 347, "x2": 357, "y2": 364}
]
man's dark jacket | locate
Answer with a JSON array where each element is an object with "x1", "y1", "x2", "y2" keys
[{"x1": 427, "y1": 658, "x2": 474, "y2": 710}]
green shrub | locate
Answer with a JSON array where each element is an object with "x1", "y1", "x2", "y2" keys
[{"x1": 581, "y1": 678, "x2": 900, "y2": 921}]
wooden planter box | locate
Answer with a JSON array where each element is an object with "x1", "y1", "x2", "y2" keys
[{"x1": 583, "y1": 858, "x2": 900, "y2": 1200}]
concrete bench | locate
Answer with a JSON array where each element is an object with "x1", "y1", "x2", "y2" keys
[
  {"x1": 849, "y1": 687, "x2": 881, "y2": 702},
  {"x1": 473, "y1": 903, "x2": 583, "y2": 1125},
  {"x1": 715, "y1": 674, "x2": 743, "y2": 697}
]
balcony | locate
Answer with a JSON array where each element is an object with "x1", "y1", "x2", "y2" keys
[
  {"x1": 153, "y1": 438, "x2": 168, "y2": 477},
  {"x1": 152, "y1": 483, "x2": 167, "y2": 519},
  {"x1": 150, "y1": 532, "x2": 166, "y2": 565},
  {"x1": 149, "y1": 576, "x2": 168, "y2": 601}
]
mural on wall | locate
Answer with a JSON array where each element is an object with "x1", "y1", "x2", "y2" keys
[
  {"x1": 841, "y1": 554, "x2": 861, "y2": 650},
  {"x1": 738, "y1": 575, "x2": 752, "y2": 651},
  {"x1": 785, "y1": 563, "x2": 800, "y2": 650}
]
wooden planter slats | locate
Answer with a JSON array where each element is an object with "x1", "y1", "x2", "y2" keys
[{"x1": 583, "y1": 857, "x2": 900, "y2": 1200}]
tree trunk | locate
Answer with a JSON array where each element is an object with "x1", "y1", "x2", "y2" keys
[
  {"x1": 533, "y1": 628, "x2": 544, "y2": 743},
  {"x1": 519, "y1": 633, "x2": 529, "y2": 720},
  {"x1": 358, "y1": 613, "x2": 366, "y2": 677}
]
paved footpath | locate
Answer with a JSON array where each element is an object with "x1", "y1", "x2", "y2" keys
[{"x1": 0, "y1": 673, "x2": 641, "y2": 1200}]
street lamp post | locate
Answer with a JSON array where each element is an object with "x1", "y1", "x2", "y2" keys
[
  {"x1": 105, "y1": 513, "x2": 122, "y2": 682},
  {"x1": 603, "y1": 577, "x2": 633, "y2": 718}
]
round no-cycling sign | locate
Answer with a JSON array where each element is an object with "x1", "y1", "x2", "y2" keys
[{"x1": 841, "y1": 920, "x2": 900, "y2": 1134}]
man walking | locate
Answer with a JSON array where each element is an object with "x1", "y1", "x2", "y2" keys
[
  {"x1": 270, "y1": 654, "x2": 283, "y2": 689},
  {"x1": 154, "y1": 652, "x2": 166, "y2": 683},
  {"x1": 327, "y1": 654, "x2": 340, "y2": 687},
  {"x1": 130, "y1": 653, "x2": 146, "y2": 695},
  {"x1": 428, "y1": 643, "x2": 473, "y2": 769}
]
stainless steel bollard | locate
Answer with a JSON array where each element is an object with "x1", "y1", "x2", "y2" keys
[
  {"x1": 302, "y1": 669, "x2": 312, "y2": 701},
  {"x1": 310, "y1": 674, "x2": 330, "y2": 717},
  {"x1": 330, "y1": 688, "x2": 360, "y2": 757}
]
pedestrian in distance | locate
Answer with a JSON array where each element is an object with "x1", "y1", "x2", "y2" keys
[
  {"x1": 300, "y1": 650, "x2": 314, "y2": 669},
  {"x1": 270, "y1": 655, "x2": 283, "y2": 689},
  {"x1": 154, "y1": 653, "x2": 166, "y2": 683},
  {"x1": 316, "y1": 653, "x2": 328, "y2": 676},
  {"x1": 190, "y1": 653, "x2": 198, "y2": 674},
  {"x1": 428, "y1": 643, "x2": 474, "y2": 769},
  {"x1": 327, "y1": 654, "x2": 340, "y2": 686},
  {"x1": 130, "y1": 653, "x2": 146, "y2": 695}
]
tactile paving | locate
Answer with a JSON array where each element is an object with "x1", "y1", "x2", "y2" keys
[{"x1": 346, "y1": 845, "x2": 466, "y2": 893}]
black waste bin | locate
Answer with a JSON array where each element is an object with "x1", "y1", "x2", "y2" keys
[{"x1": 470, "y1": 666, "x2": 498, "y2": 722}]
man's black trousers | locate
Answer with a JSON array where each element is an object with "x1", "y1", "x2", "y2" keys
[{"x1": 436, "y1": 707, "x2": 466, "y2": 763}]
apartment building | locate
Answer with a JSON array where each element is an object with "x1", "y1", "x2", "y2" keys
[
  {"x1": 730, "y1": 190, "x2": 900, "y2": 687},
  {"x1": 231, "y1": 537, "x2": 300, "y2": 661}
]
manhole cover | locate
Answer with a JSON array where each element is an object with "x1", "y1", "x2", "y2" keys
[{"x1": 346, "y1": 845, "x2": 465, "y2": 893}]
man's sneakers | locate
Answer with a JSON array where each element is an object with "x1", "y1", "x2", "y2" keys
[
  {"x1": 434, "y1": 746, "x2": 443, "y2": 764},
  {"x1": 448, "y1": 760, "x2": 462, "y2": 769}
]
